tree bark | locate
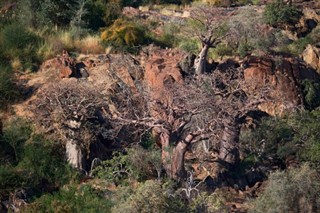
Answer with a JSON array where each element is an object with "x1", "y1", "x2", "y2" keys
[
  {"x1": 194, "y1": 44, "x2": 209, "y2": 75},
  {"x1": 159, "y1": 129, "x2": 171, "y2": 174},
  {"x1": 219, "y1": 120, "x2": 240, "y2": 165},
  {"x1": 156, "y1": 127, "x2": 195, "y2": 180},
  {"x1": 171, "y1": 140, "x2": 188, "y2": 180}
]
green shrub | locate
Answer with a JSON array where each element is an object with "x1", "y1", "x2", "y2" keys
[
  {"x1": 0, "y1": 23, "x2": 42, "y2": 71},
  {"x1": 101, "y1": 18, "x2": 149, "y2": 53},
  {"x1": 0, "y1": 118, "x2": 75, "y2": 198},
  {"x1": 264, "y1": 0, "x2": 302, "y2": 28},
  {"x1": 111, "y1": 180, "x2": 168, "y2": 213},
  {"x1": 0, "y1": 66, "x2": 20, "y2": 110},
  {"x1": 301, "y1": 79, "x2": 320, "y2": 110},
  {"x1": 83, "y1": 0, "x2": 107, "y2": 31},
  {"x1": 240, "y1": 117, "x2": 294, "y2": 163},
  {"x1": 288, "y1": 37, "x2": 313, "y2": 56},
  {"x1": 178, "y1": 38, "x2": 200, "y2": 54},
  {"x1": 240, "y1": 110, "x2": 320, "y2": 168},
  {"x1": 0, "y1": 118, "x2": 32, "y2": 163},
  {"x1": 94, "y1": 146, "x2": 162, "y2": 184},
  {"x1": 18, "y1": 134, "x2": 75, "y2": 186},
  {"x1": 111, "y1": 180, "x2": 188, "y2": 213},
  {"x1": 24, "y1": 184, "x2": 112, "y2": 213},
  {"x1": 249, "y1": 164, "x2": 320, "y2": 213}
]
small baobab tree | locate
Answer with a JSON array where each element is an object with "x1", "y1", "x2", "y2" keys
[{"x1": 189, "y1": 6, "x2": 231, "y2": 75}]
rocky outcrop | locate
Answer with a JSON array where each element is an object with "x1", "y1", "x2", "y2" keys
[
  {"x1": 243, "y1": 56, "x2": 318, "y2": 116},
  {"x1": 303, "y1": 44, "x2": 320, "y2": 71},
  {"x1": 296, "y1": 8, "x2": 319, "y2": 37},
  {"x1": 40, "y1": 50, "x2": 90, "y2": 79},
  {"x1": 144, "y1": 48, "x2": 185, "y2": 100}
]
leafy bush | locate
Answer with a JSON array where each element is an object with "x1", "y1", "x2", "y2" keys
[
  {"x1": 24, "y1": 184, "x2": 112, "y2": 213},
  {"x1": 264, "y1": 0, "x2": 302, "y2": 28},
  {"x1": 0, "y1": 118, "x2": 32, "y2": 163},
  {"x1": 301, "y1": 79, "x2": 320, "y2": 110},
  {"x1": 178, "y1": 38, "x2": 200, "y2": 54},
  {"x1": 152, "y1": 23, "x2": 181, "y2": 48},
  {"x1": 101, "y1": 19, "x2": 149, "y2": 53},
  {"x1": 0, "y1": 23, "x2": 42, "y2": 71},
  {"x1": 226, "y1": 8, "x2": 277, "y2": 57},
  {"x1": 111, "y1": 180, "x2": 188, "y2": 213},
  {"x1": 0, "y1": 66, "x2": 20, "y2": 110},
  {"x1": 94, "y1": 146, "x2": 162, "y2": 184},
  {"x1": 249, "y1": 164, "x2": 320, "y2": 213},
  {"x1": 240, "y1": 110, "x2": 320, "y2": 168},
  {"x1": 240, "y1": 117, "x2": 294, "y2": 163},
  {"x1": 288, "y1": 36, "x2": 313, "y2": 56},
  {"x1": 111, "y1": 180, "x2": 169, "y2": 213},
  {"x1": 0, "y1": 118, "x2": 75, "y2": 198}
]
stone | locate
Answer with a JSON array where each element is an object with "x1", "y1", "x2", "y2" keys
[
  {"x1": 302, "y1": 44, "x2": 320, "y2": 71},
  {"x1": 243, "y1": 56, "x2": 318, "y2": 116},
  {"x1": 178, "y1": 54, "x2": 196, "y2": 76}
]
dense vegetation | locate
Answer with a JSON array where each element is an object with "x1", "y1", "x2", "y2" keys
[{"x1": 0, "y1": 0, "x2": 320, "y2": 212}]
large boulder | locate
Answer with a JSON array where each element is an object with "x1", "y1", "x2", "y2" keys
[
  {"x1": 302, "y1": 44, "x2": 320, "y2": 72},
  {"x1": 243, "y1": 56, "x2": 318, "y2": 116}
]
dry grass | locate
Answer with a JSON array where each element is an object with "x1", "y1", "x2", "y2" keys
[{"x1": 75, "y1": 35, "x2": 105, "y2": 54}]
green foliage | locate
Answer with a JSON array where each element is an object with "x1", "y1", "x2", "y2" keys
[
  {"x1": 24, "y1": 184, "x2": 112, "y2": 213},
  {"x1": 209, "y1": 43, "x2": 233, "y2": 59},
  {"x1": 111, "y1": 180, "x2": 168, "y2": 213},
  {"x1": 83, "y1": 0, "x2": 106, "y2": 31},
  {"x1": 288, "y1": 36, "x2": 313, "y2": 56},
  {"x1": 127, "y1": 146, "x2": 162, "y2": 180},
  {"x1": 240, "y1": 110, "x2": 320, "y2": 168},
  {"x1": 94, "y1": 146, "x2": 162, "y2": 184},
  {"x1": 140, "y1": 131, "x2": 156, "y2": 149},
  {"x1": 0, "y1": 23, "x2": 42, "y2": 71},
  {"x1": 0, "y1": 118, "x2": 32, "y2": 163},
  {"x1": 152, "y1": 23, "x2": 181, "y2": 48},
  {"x1": 101, "y1": 18, "x2": 149, "y2": 53},
  {"x1": 240, "y1": 116, "x2": 294, "y2": 163},
  {"x1": 94, "y1": 151, "x2": 133, "y2": 185},
  {"x1": 189, "y1": 192, "x2": 227, "y2": 213},
  {"x1": 0, "y1": 65, "x2": 20, "y2": 110},
  {"x1": 0, "y1": 118, "x2": 75, "y2": 198},
  {"x1": 226, "y1": 8, "x2": 277, "y2": 57},
  {"x1": 179, "y1": 38, "x2": 200, "y2": 54},
  {"x1": 18, "y1": 134, "x2": 75, "y2": 186},
  {"x1": 301, "y1": 79, "x2": 320, "y2": 110},
  {"x1": 264, "y1": 0, "x2": 302, "y2": 28},
  {"x1": 111, "y1": 180, "x2": 188, "y2": 213},
  {"x1": 103, "y1": 0, "x2": 123, "y2": 26},
  {"x1": 249, "y1": 164, "x2": 320, "y2": 213},
  {"x1": 0, "y1": 166, "x2": 30, "y2": 197},
  {"x1": 69, "y1": 0, "x2": 89, "y2": 39}
]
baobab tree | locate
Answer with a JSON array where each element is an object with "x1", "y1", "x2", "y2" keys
[
  {"x1": 189, "y1": 6, "x2": 231, "y2": 74},
  {"x1": 108, "y1": 58, "x2": 272, "y2": 180}
]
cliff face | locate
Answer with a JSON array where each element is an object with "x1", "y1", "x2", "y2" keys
[{"x1": 243, "y1": 56, "x2": 318, "y2": 116}]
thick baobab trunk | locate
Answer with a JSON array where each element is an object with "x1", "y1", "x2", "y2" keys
[
  {"x1": 66, "y1": 139, "x2": 84, "y2": 171},
  {"x1": 159, "y1": 129, "x2": 171, "y2": 174},
  {"x1": 156, "y1": 127, "x2": 195, "y2": 180},
  {"x1": 194, "y1": 44, "x2": 210, "y2": 75},
  {"x1": 219, "y1": 121, "x2": 240, "y2": 165}
]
